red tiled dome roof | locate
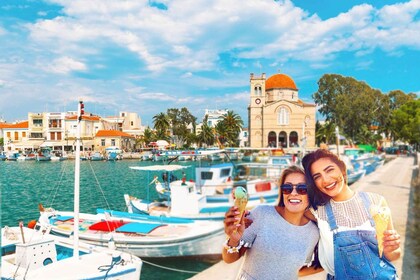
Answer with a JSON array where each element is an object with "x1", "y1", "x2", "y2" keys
[{"x1": 265, "y1": 74, "x2": 297, "y2": 90}]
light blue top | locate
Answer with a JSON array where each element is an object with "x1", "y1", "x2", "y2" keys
[{"x1": 238, "y1": 205, "x2": 319, "y2": 280}]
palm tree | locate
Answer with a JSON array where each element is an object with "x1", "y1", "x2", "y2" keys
[
  {"x1": 153, "y1": 113, "x2": 170, "y2": 137},
  {"x1": 197, "y1": 123, "x2": 214, "y2": 147},
  {"x1": 315, "y1": 121, "x2": 339, "y2": 146},
  {"x1": 217, "y1": 111, "x2": 243, "y2": 146}
]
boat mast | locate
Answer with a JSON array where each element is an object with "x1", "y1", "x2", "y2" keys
[{"x1": 74, "y1": 100, "x2": 84, "y2": 258}]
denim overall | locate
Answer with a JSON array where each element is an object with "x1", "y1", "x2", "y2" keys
[{"x1": 325, "y1": 192, "x2": 398, "y2": 280}]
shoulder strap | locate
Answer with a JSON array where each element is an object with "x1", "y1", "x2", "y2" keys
[{"x1": 325, "y1": 201, "x2": 338, "y2": 231}]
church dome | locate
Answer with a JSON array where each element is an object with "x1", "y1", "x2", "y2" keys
[{"x1": 265, "y1": 74, "x2": 297, "y2": 90}]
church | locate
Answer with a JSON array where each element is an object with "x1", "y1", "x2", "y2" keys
[{"x1": 248, "y1": 73, "x2": 316, "y2": 149}]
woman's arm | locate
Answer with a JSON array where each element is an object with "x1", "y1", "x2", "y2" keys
[
  {"x1": 298, "y1": 265, "x2": 324, "y2": 277},
  {"x1": 222, "y1": 206, "x2": 248, "y2": 263}
]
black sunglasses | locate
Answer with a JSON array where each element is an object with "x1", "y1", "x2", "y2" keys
[{"x1": 281, "y1": 183, "x2": 308, "y2": 195}]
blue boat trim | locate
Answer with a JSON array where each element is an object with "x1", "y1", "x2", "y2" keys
[
  {"x1": 97, "y1": 209, "x2": 194, "y2": 224},
  {"x1": 116, "y1": 222, "x2": 163, "y2": 234},
  {"x1": 81, "y1": 268, "x2": 137, "y2": 280}
]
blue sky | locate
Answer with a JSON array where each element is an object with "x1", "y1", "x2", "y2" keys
[{"x1": 0, "y1": 0, "x2": 419, "y2": 127}]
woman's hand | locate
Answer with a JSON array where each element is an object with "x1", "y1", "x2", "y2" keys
[
  {"x1": 224, "y1": 206, "x2": 245, "y2": 243},
  {"x1": 383, "y1": 229, "x2": 401, "y2": 261}
]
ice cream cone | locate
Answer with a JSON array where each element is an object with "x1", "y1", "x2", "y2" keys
[
  {"x1": 370, "y1": 205, "x2": 391, "y2": 258},
  {"x1": 233, "y1": 187, "x2": 248, "y2": 229}
]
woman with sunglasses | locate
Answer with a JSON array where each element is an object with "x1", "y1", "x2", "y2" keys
[
  {"x1": 223, "y1": 165, "x2": 321, "y2": 279},
  {"x1": 302, "y1": 149, "x2": 401, "y2": 279}
]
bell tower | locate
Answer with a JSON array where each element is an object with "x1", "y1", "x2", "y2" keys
[{"x1": 249, "y1": 73, "x2": 266, "y2": 148}]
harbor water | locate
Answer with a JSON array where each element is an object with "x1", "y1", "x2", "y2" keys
[{"x1": 0, "y1": 159, "x2": 219, "y2": 280}]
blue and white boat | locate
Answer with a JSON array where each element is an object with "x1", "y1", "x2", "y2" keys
[
  {"x1": 105, "y1": 146, "x2": 123, "y2": 161},
  {"x1": 89, "y1": 151, "x2": 104, "y2": 161},
  {"x1": 36, "y1": 147, "x2": 52, "y2": 161},
  {"x1": 125, "y1": 161, "x2": 279, "y2": 221}
]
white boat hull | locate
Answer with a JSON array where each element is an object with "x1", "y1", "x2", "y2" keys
[{"x1": 39, "y1": 210, "x2": 225, "y2": 258}]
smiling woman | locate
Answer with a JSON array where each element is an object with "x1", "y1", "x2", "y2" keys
[
  {"x1": 222, "y1": 165, "x2": 322, "y2": 280},
  {"x1": 302, "y1": 149, "x2": 401, "y2": 279}
]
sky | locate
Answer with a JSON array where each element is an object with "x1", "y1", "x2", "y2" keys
[{"x1": 0, "y1": 0, "x2": 419, "y2": 127}]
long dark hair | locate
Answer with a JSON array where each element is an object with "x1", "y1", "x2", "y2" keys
[
  {"x1": 278, "y1": 165, "x2": 306, "y2": 207},
  {"x1": 302, "y1": 149, "x2": 347, "y2": 210}
]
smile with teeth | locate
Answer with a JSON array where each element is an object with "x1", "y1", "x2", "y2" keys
[
  {"x1": 324, "y1": 182, "x2": 336, "y2": 189},
  {"x1": 288, "y1": 199, "x2": 302, "y2": 203}
]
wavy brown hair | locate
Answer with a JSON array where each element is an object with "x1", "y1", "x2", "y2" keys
[{"x1": 302, "y1": 149, "x2": 347, "y2": 209}]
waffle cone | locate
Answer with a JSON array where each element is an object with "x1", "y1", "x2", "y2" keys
[
  {"x1": 233, "y1": 187, "x2": 248, "y2": 228},
  {"x1": 371, "y1": 205, "x2": 391, "y2": 258},
  {"x1": 234, "y1": 197, "x2": 248, "y2": 224}
]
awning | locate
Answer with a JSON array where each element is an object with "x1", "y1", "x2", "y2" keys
[
  {"x1": 41, "y1": 141, "x2": 66, "y2": 147},
  {"x1": 12, "y1": 141, "x2": 43, "y2": 149}
]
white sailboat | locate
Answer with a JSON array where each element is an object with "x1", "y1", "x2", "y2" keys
[{"x1": 1, "y1": 100, "x2": 142, "y2": 279}]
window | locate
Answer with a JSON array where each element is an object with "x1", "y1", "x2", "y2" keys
[
  {"x1": 7, "y1": 132, "x2": 11, "y2": 138},
  {"x1": 220, "y1": 168, "x2": 231, "y2": 178},
  {"x1": 278, "y1": 107, "x2": 289, "y2": 125},
  {"x1": 33, "y1": 119, "x2": 43, "y2": 127},
  {"x1": 14, "y1": 132, "x2": 18, "y2": 140},
  {"x1": 254, "y1": 86, "x2": 262, "y2": 96},
  {"x1": 22, "y1": 132, "x2": 26, "y2": 138},
  {"x1": 131, "y1": 121, "x2": 134, "y2": 126},
  {"x1": 101, "y1": 139, "x2": 105, "y2": 146},
  {"x1": 201, "y1": 171, "x2": 213, "y2": 180},
  {"x1": 111, "y1": 139, "x2": 116, "y2": 146}
]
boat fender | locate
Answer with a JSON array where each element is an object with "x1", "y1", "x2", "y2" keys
[{"x1": 28, "y1": 220, "x2": 37, "y2": 229}]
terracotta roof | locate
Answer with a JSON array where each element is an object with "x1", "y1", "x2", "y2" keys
[
  {"x1": 66, "y1": 115, "x2": 100, "y2": 121},
  {"x1": 266, "y1": 74, "x2": 297, "y2": 90},
  {"x1": 95, "y1": 130, "x2": 135, "y2": 138},
  {"x1": 1, "y1": 121, "x2": 29, "y2": 129}
]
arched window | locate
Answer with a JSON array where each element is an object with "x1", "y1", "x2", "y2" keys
[
  {"x1": 278, "y1": 107, "x2": 289, "y2": 125},
  {"x1": 279, "y1": 131, "x2": 287, "y2": 148},
  {"x1": 268, "y1": 131, "x2": 277, "y2": 147},
  {"x1": 254, "y1": 85, "x2": 262, "y2": 96},
  {"x1": 289, "y1": 131, "x2": 298, "y2": 147}
]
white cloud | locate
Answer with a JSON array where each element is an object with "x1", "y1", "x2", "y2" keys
[
  {"x1": 45, "y1": 56, "x2": 87, "y2": 74},
  {"x1": 24, "y1": 0, "x2": 420, "y2": 75}
]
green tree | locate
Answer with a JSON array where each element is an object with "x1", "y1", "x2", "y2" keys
[
  {"x1": 153, "y1": 112, "x2": 170, "y2": 138},
  {"x1": 315, "y1": 121, "x2": 337, "y2": 145},
  {"x1": 142, "y1": 126, "x2": 156, "y2": 146},
  {"x1": 197, "y1": 123, "x2": 214, "y2": 147},
  {"x1": 391, "y1": 99, "x2": 420, "y2": 146},
  {"x1": 216, "y1": 111, "x2": 243, "y2": 147},
  {"x1": 167, "y1": 107, "x2": 197, "y2": 146},
  {"x1": 313, "y1": 74, "x2": 416, "y2": 144}
]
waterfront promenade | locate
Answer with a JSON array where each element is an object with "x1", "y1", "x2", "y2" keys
[{"x1": 190, "y1": 154, "x2": 419, "y2": 280}]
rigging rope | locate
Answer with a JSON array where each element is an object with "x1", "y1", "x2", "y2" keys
[
  {"x1": 87, "y1": 160, "x2": 111, "y2": 210},
  {"x1": 46, "y1": 160, "x2": 69, "y2": 208},
  {"x1": 141, "y1": 259, "x2": 201, "y2": 274}
]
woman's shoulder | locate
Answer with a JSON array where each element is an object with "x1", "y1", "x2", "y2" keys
[
  {"x1": 360, "y1": 191, "x2": 385, "y2": 205},
  {"x1": 250, "y1": 205, "x2": 275, "y2": 216}
]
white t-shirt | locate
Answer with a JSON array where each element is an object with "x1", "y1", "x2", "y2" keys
[{"x1": 311, "y1": 191, "x2": 384, "y2": 276}]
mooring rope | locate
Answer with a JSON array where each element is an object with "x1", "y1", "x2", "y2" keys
[{"x1": 141, "y1": 259, "x2": 201, "y2": 274}]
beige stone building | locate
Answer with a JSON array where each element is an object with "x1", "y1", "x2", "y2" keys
[{"x1": 248, "y1": 73, "x2": 316, "y2": 149}]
